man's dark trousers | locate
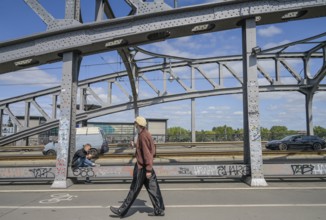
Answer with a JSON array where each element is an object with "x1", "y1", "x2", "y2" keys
[{"x1": 119, "y1": 164, "x2": 165, "y2": 216}]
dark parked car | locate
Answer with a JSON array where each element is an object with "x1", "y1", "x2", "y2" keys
[{"x1": 265, "y1": 135, "x2": 326, "y2": 151}]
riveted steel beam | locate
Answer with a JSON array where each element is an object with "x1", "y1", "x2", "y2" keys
[
  {"x1": 1, "y1": 83, "x2": 319, "y2": 146},
  {"x1": 51, "y1": 51, "x2": 82, "y2": 189},
  {"x1": 24, "y1": 0, "x2": 55, "y2": 26},
  {"x1": 0, "y1": 109, "x2": 3, "y2": 137},
  {"x1": 102, "y1": 5, "x2": 139, "y2": 116},
  {"x1": 1, "y1": 0, "x2": 326, "y2": 74},
  {"x1": 241, "y1": 18, "x2": 267, "y2": 187},
  {"x1": 124, "y1": 0, "x2": 172, "y2": 15}
]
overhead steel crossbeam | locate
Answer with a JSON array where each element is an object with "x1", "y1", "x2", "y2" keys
[
  {"x1": 0, "y1": 31, "x2": 326, "y2": 146},
  {"x1": 97, "y1": 0, "x2": 140, "y2": 115},
  {"x1": 0, "y1": 0, "x2": 326, "y2": 74}
]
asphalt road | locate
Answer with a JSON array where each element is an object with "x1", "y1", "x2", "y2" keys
[{"x1": 0, "y1": 180, "x2": 325, "y2": 220}]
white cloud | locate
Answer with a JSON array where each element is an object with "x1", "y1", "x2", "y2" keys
[
  {"x1": 263, "y1": 40, "x2": 291, "y2": 49},
  {"x1": 0, "y1": 67, "x2": 59, "y2": 87},
  {"x1": 233, "y1": 111, "x2": 243, "y2": 115},
  {"x1": 258, "y1": 25, "x2": 282, "y2": 37},
  {"x1": 208, "y1": 105, "x2": 231, "y2": 111}
]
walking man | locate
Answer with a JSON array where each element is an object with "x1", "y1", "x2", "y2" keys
[{"x1": 110, "y1": 116, "x2": 165, "y2": 217}]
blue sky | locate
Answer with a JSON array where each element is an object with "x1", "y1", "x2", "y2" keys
[{"x1": 0, "y1": 0, "x2": 325, "y2": 131}]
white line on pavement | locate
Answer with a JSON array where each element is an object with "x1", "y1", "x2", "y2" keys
[
  {"x1": 1, "y1": 204, "x2": 326, "y2": 209},
  {"x1": 0, "y1": 186, "x2": 326, "y2": 193}
]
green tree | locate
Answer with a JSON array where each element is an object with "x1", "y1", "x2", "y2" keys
[
  {"x1": 314, "y1": 126, "x2": 326, "y2": 138},
  {"x1": 167, "y1": 127, "x2": 190, "y2": 142},
  {"x1": 212, "y1": 125, "x2": 235, "y2": 141},
  {"x1": 196, "y1": 130, "x2": 215, "y2": 142},
  {"x1": 260, "y1": 127, "x2": 270, "y2": 141},
  {"x1": 270, "y1": 126, "x2": 288, "y2": 140}
]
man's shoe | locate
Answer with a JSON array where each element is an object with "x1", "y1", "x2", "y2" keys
[
  {"x1": 110, "y1": 206, "x2": 124, "y2": 217},
  {"x1": 84, "y1": 180, "x2": 92, "y2": 184},
  {"x1": 148, "y1": 211, "x2": 165, "y2": 216}
]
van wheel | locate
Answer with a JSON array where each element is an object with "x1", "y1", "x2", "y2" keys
[
  {"x1": 89, "y1": 148, "x2": 99, "y2": 158},
  {"x1": 46, "y1": 150, "x2": 56, "y2": 156}
]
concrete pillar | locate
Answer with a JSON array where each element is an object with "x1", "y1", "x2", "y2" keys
[
  {"x1": 242, "y1": 18, "x2": 267, "y2": 187},
  {"x1": 51, "y1": 51, "x2": 81, "y2": 188}
]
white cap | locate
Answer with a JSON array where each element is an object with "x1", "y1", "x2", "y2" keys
[{"x1": 135, "y1": 116, "x2": 147, "y2": 127}]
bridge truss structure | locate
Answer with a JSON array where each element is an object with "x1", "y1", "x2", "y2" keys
[{"x1": 0, "y1": 0, "x2": 326, "y2": 188}]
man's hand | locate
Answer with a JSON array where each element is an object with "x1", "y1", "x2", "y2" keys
[
  {"x1": 86, "y1": 154, "x2": 92, "y2": 159},
  {"x1": 146, "y1": 171, "x2": 152, "y2": 179}
]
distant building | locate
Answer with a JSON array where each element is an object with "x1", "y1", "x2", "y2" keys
[
  {"x1": 2, "y1": 117, "x2": 167, "y2": 146},
  {"x1": 1, "y1": 124, "x2": 15, "y2": 137},
  {"x1": 88, "y1": 118, "x2": 168, "y2": 143},
  {"x1": 14, "y1": 116, "x2": 57, "y2": 146}
]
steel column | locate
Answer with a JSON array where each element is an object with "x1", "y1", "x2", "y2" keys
[
  {"x1": 51, "y1": 51, "x2": 81, "y2": 188},
  {"x1": 107, "y1": 80, "x2": 113, "y2": 105},
  {"x1": 305, "y1": 91, "x2": 314, "y2": 136},
  {"x1": 24, "y1": 101, "x2": 31, "y2": 146},
  {"x1": 132, "y1": 64, "x2": 139, "y2": 117},
  {"x1": 274, "y1": 59, "x2": 281, "y2": 84},
  {"x1": 52, "y1": 95, "x2": 58, "y2": 119},
  {"x1": 174, "y1": 0, "x2": 178, "y2": 8},
  {"x1": 65, "y1": 0, "x2": 81, "y2": 20},
  {"x1": 0, "y1": 108, "x2": 3, "y2": 137},
  {"x1": 241, "y1": 18, "x2": 267, "y2": 187},
  {"x1": 191, "y1": 66, "x2": 196, "y2": 142},
  {"x1": 95, "y1": 0, "x2": 105, "y2": 22},
  {"x1": 218, "y1": 63, "x2": 224, "y2": 87}
]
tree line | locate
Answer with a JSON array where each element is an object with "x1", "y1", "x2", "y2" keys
[{"x1": 167, "y1": 125, "x2": 326, "y2": 142}]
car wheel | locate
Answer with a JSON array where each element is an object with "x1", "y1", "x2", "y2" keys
[
  {"x1": 279, "y1": 143, "x2": 288, "y2": 151},
  {"x1": 46, "y1": 150, "x2": 56, "y2": 156},
  {"x1": 313, "y1": 143, "x2": 322, "y2": 151},
  {"x1": 89, "y1": 148, "x2": 99, "y2": 158}
]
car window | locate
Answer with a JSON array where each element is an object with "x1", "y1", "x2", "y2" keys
[
  {"x1": 293, "y1": 136, "x2": 302, "y2": 141},
  {"x1": 281, "y1": 136, "x2": 295, "y2": 141},
  {"x1": 302, "y1": 136, "x2": 309, "y2": 141}
]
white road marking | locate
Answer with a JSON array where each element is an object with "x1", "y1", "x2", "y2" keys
[
  {"x1": 0, "y1": 186, "x2": 326, "y2": 193},
  {"x1": 0, "y1": 204, "x2": 326, "y2": 209}
]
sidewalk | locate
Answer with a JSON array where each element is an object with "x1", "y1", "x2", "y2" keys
[{"x1": 0, "y1": 179, "x2": 325, "y2": 220}]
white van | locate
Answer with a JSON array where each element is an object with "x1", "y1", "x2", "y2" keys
[{"x1": 43, "y1": 127, "x2": 109, "y2": 157}]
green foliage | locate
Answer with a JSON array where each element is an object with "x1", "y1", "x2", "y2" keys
[
  {"x1": 260, "y1": 127, "x2": 270, "y2": 141},
  {"x1": 314, "y1": 126, "x2": 326, "y2": 138},
  {"x1": 270, "y1": 126, "x2": 288, "y2": 140},
  {"x1": 166, "y1": 125, "x2": 326, "y2": 142},
  {"x1": 167, "y1": 127, "x2": 191, "y2": 142}
]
